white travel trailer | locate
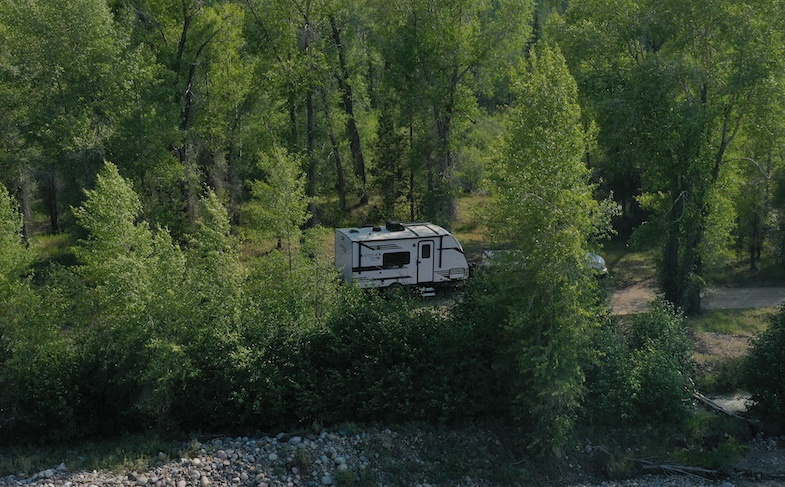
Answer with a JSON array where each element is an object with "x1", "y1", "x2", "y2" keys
[{"x1": 335, "y1": 221, "x2": 470, "y2": 291}]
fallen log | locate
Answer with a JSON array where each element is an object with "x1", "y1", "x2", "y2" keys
[
  {"x1": 692, "y1": 391, "x2": 749, "y2": 421},
  {"x1": 639, "y1": 459, "x2": 719, "y2": 477}
]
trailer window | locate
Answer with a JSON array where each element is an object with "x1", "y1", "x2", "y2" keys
[
  {"x1": 421, "y1": 243, "x2": 431, "y2": 259},
  {"x1": 383, "y1": 251, "x2": 410, "y2": 268}
]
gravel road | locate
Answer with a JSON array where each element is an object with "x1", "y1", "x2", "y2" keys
[
  {"x1": 611, "y1": 285, "x2": 785, "y2": 315},
  {"x1": 703, "y1": 288, "x2": 785, "y2": 310}
]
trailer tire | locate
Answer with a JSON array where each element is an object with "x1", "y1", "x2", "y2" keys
[{"x1": 386, "y1": 283, "x2": 405, "y2": 298}]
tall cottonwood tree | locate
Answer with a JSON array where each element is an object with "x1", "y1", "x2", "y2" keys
[
  {"x1": 0, "y1": 0, "x2": 126, "y2": 233},
  {"x1": 556, "y1": 0, "x2": 785, "y2": 314},
  {"x1": 372, "y1": 0, "x2": 534, "y2": 225},
  {"x1": 732, "y1": 77, "x2": 785, "y2": 270},
  {"x1": 244, "y1": 0, "x2": 329, "y2": 225},
  {"x1": 191, "y1": 4, "x2": 257, "y2": 218},
  {"x1": 113, "y1": 0, "x2": 257, "y2": 233},
  {"x1": 484, "y1": 44, "x2": 608, "y2": 450},
  {"x1": 244, "y1": 0, "x2": 375, "y2": 223},
  {"x1": 328, "y1": 4, "x2": 369, "y2": 206}
]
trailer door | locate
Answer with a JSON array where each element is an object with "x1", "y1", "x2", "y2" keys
[{"x1": 417, "y1": 240, "x2": 435, "y2": 283}]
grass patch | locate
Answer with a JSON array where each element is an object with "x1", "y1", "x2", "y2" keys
[
  {"x1": 601, "y1": 236, "x2": 656, "y2": 285},
  {"x1": 687, "y1": 308, "x2": 774, "y2": 335},
  {"x1": 693, "y1": 354, "x2": 747, "y2": 394},
  {"x1": 453, "y1": 195, "x2": 488, "y2": 265},
  {"x1": 28, "y1": 232, "x2": 78, "y2": 266},
  {"x1": 671, "y1": 411, "x2": 750, "y2": 470},
  {"x1": 706, "y1": 248, "x2": 785, "y2": 287},
  {"x1": 688, "y1": 308, "x2": 774, "y2": 393},
  {"x1": 0, "y1": 433, "x2": 185, "y2": 477}
]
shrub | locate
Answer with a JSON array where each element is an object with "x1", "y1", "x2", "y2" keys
[
  {"x1": 301, "y1": 289, "x2": 500, "y2": 425},
  {"x1": 1, "y1": 327, "x2": 81, "y2": 441},
  {"x1": 742, "y1": 305, "x2": 785, "y2": 425},
  {"x1": 585, "y1": 298, "x2": 694, "y2": 426}
]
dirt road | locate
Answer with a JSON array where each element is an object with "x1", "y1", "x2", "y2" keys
[
  {"x1": 610, "y1": 283, "x2": 785, "y2": 315},
  {"x1": 704, "y1": 287, "x2": 785, "y2": 310}
]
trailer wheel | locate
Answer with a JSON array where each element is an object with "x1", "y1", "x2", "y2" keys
[{"x1": 386, "y1": 282, "x2": 405, "y2": 298}]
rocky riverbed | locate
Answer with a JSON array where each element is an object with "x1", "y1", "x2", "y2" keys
[
  {"x1": 4, "y1": 426, "x2": 785, "y2": 487},
  {"x1": 2, "y1": 430, "x2": 378, "y2": 487}
]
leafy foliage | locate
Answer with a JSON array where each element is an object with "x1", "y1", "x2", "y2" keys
[
  {"x1": 481, "y1": 44, "x2": 614, "y2": 451},
  {"x1": 1, "y1": 0, "x2": 777, "y2": 459},
  {"x1": 304, "y1": 291, "x2": 499, "y2": 425},
  {"x1": 586, "y1": 298, "x2": 694, "y2": 426},
  {"x1": 555, "y1": 0, "x2": 785, "y2": 314},
  {"x1": 0, "y1": 184, "x2": 79, "y2": 439},
  {"x1": 248, "y1": 147, "x2": 310, "y2": 254},
  {"x1": 742, "y1": 305, "x2": 785, "y2": 426}
]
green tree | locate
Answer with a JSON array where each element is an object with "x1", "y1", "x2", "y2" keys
[
  {"x1": 70, "y1": 162, "x2": 183, "y2": 429},
  {"x1": 731, "y1": 74, "x2": 785, "y2": 270},
  {"x1": 0, "y1": 0, "x2": 128, "y2": 233},
  {"x1": 374, "y1": 99, "x2": 408, "y2": 219},
  {"x1": 112, "y1": 0, "x2": 257, "y2": 233},
  {"x1": 69, "y1": 162, "x2": 252, "y2": 431},
  {"x1": 72, "y1": 162, "x2": 158, "y2": 317},
  {"x1": 0, "y1": 183, "x2": 79, "y2": 438},
  {"x1": 248, "y1": 147, "x2": 310, "y2": 266},
  {"x1": 483, "y1": 44, "x2": 611, "y2": 451},
  {"x1": 244, "y1": 0, "x2": 333, "y2": 226},
  {"x1": 556, "y1": 0, "x2": 785, "y2": 314},
  {"x1": 372, "y1": 0, "x2": 534, "y2": 225},
  {"x1": 327, "y1": 1, "x2": 371, "y2": 206},
  {"x1": 0, "y1": 183, "x2": 30, "y2": 384}
]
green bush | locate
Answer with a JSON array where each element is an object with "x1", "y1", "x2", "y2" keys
[
  {"x1": 585, "y1": 298, "x2": 694, "y2": 426},
  {"x1": 1, "y1": 329, "x2": 81, "y2": 441},
  {"x1": 742, "y1": 305, "x2": 785, "y2": 425},
  {"x1": 301, "y1": 289, "x2": 500, "y2": 425}
]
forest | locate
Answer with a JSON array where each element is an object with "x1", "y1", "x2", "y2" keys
[{"x1": 3, "y1": 0, "x2": 785, "y2": 464}]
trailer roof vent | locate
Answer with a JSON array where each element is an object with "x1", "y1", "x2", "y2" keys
[
  {"x1": 386, "y1": 221, "x2": 405, "y2": 232},
  {"x1": 372, "y1": 226, "x2": 382, "y2": 232}
]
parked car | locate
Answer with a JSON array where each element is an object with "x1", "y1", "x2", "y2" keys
[
  {"x1": 587, "y1": 253, "x2": 608, "y2": 276},
  {"x1": 481, "y1": 249, "x2": 608, "y2": 276}
]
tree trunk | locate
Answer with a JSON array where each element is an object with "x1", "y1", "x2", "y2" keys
[
  {"x1": 682, "y1": 223, "x2": 703, "y2": 315},
  {"x1": 320, "y1": 88, "x2": 347, "y2": 212},
  {"x1": 409, "y1": 122, "x2": 416, "y2": 221},
  {"x1": 226, "y1": 135, "x2": 242, "y2": 225},
  {"x1": 431, "y1": 100, "x2": 457, "y2": 225},
  {"x1": 330, "y1": 17, "x2": 367, "y2": 205},
  {"x1": 15, "y1": 170, "x2": 32, "y2": 243},
  {"x1": 750, "y1": 210, "x2": 761, "y2": 271},
  {"x1": 305, "y1": 88, "x2": 318, "y2": 227},
  {"x1": 43, "y1": 171, "x2": 60, "y2": 234},
  {"x1": 662, "y1": 229, "x2": 680, "y2": 306},
  {"x1": 303, "y1": 11, "x2": 318, "y2": 228}
]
